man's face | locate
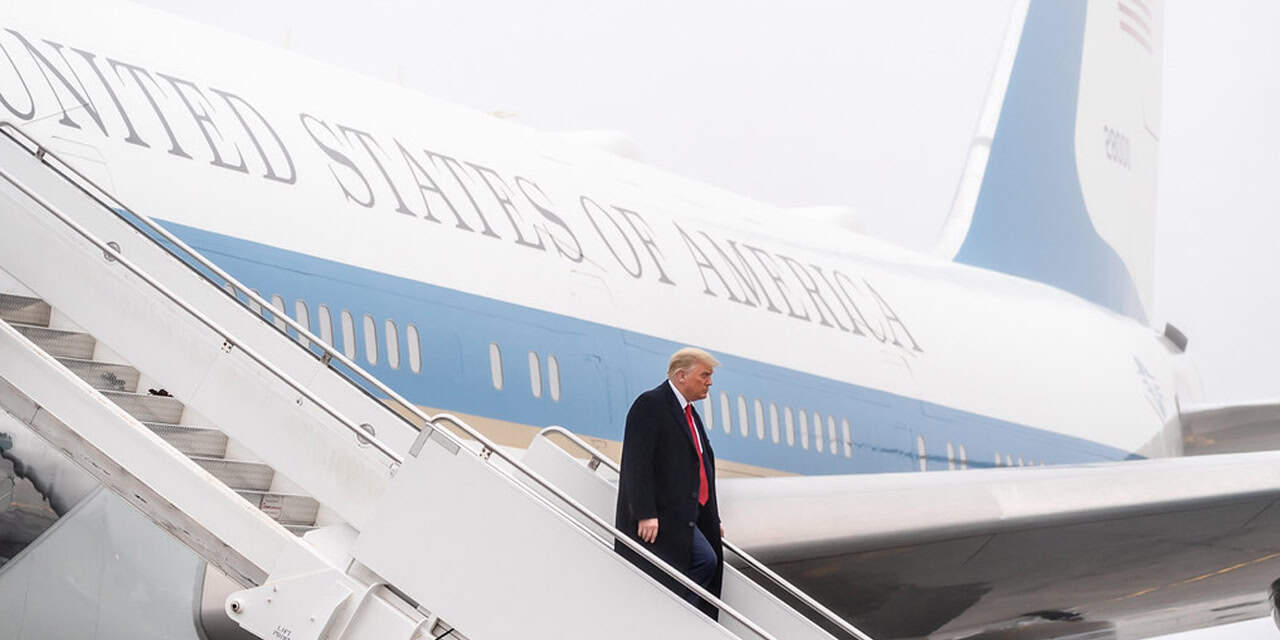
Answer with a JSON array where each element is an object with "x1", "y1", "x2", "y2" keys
[{"x1": 676, "y1": 362, "x2": 714, "y2": 402}]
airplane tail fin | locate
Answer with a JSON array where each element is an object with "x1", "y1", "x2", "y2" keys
[{"x1": 935, "y1": 0, "x2": 1163, "y2": 323}]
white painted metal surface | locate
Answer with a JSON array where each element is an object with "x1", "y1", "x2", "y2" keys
[
  {"x1": 0, "y1": 1, "x2": 1265, "y2": 636},
  {"x1": 0, "y1": 106, "x2": 847, "y2": 640},
  {"x1": 354, "y1": 426, "x2": 740, "y2": 640},
  {"x1": 0, "y1": 132, "x2": 406, "y2": 531},
  {"x1": 526, "y1": 427, "x2": 872, "y2": 640},
  {"x1": 715, "y1": 452, "x2": 1280, "y2": 556},
  {"x1": 0, "y1": 318, "x2": 290, "y2": 585},
  {"x1": 0, "y1": 0, "x2": 1194, "y2": 458}
]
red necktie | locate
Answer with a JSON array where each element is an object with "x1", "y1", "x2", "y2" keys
[{"x1": 686, "y1": 405, "x2": 709, "y2": 506}]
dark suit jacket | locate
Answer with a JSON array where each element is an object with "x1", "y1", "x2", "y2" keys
[{"x1": 615, "y1": 380, "x2": 723, "y2": 617}]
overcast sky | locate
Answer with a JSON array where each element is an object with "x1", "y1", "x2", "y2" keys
[{"x1": 132, "y1": 1, "x2": 1280, "y2": 637}]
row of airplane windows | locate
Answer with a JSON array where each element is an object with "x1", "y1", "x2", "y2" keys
[
  {"x1": 696, "y1": 390, "x2": 1046, "y2": 471},
  {"x1": 915, "y1": 434, "x2": 1046, "y2": 472},
  {"x1": 249, "y1": 292, "x2": 424, "y2": 374},
  {"x1": 249, "y1": 291, "x2": 1045, "y2": 469},
  {"x1": 699, "y1": 393, "x2": 856, "y2": 458},
  {"x1": 488, "y1": 342, "x2": 563, "y2": 402},
  {"x1": 254, "y1": 293, "x2": 568, "y2": 403}
]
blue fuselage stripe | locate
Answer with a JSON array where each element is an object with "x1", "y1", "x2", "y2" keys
[
  {"x1": 162, "y1": 220, "x2": 1136, "y2": 475},
  {"x1": 954, "y1": 1, "x2": 1147, "y2": 322}
]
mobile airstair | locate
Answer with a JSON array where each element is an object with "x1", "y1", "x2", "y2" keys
[{"x1": 0, "y1": 122, "x2": 872, "y2": 640}]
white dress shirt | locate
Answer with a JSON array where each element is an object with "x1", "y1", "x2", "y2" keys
[{"x1": 668, "y1": 379, "x2": 703, "y2": 455}]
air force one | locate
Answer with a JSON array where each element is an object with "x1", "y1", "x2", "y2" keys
[{"x1": 0, "y1": 0, "x2": 1279, "y2": 639}]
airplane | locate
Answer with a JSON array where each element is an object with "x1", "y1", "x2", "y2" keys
[{"x1": 1, "y1": 0, "x2": 1279, "y2": 638}]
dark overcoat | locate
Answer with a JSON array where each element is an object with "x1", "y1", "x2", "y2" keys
[{"x1": 614, "y1": 380, "x2": 724, "y2": 618}]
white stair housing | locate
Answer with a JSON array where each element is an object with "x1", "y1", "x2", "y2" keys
[{"x1": 0, "y1": 123, "x2": 872, "y2": 640}]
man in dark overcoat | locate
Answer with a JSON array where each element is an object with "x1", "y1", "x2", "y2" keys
[{"x1": 615, "y1": 347, "x2": 724, "y2": 619}]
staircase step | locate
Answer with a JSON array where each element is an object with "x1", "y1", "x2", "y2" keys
[
  {"x1": 192, "y1": 456, "x2": 274, "y2": 492},
  {"x1": 0, "y1": 294, "x2": 51, "y2": 326},
  {"x1": 144, "y1": 423, "x2": 228, "y2": 458},
  {"x1": 102, "y1": 390, "x2": 184, "y2": 424},
  {"x1": 236, "y1": 491, "x2": 320, "y2": 526},
  {"x1": 10, "y1": 324, "x2": 95, "y2": 359},
  {"x1": 57, "y1": 358, "x2": 140, "y2": 393}
]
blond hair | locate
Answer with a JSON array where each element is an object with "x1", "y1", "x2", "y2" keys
[{"x1": 667, "y1": 347, "x2": 721, "y2": 378}]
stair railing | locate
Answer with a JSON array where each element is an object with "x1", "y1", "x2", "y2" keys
[
  {"x1": 0, "y1": 122, "x2": 819, "y2": 640},
  {"x1": 538, "y1": 425, "x2": 876, "y2": 640}
]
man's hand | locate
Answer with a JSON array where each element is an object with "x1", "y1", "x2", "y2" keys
[{"x1": 638, "y1": 518, "x2": 659, "y2": 544}]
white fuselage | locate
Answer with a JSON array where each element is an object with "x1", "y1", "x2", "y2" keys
[{"x1": 0, "y1": 0, "x2": 1197, "y2": 476}]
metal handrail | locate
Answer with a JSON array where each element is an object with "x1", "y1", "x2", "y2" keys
[
  {"x1": 0, "y1": 124, "x2": 791, "y2": 639},
  {"x1": 428, "y1": 415, "x2": 782, "y2": 640},
  {"x1": 538, "y1": 425, "x2": 876, "y2": 640},
  {"x1": 0, "y1": 124, "x2": 423, "y2": 436},
  {"x1": 0, "y1": 157, "x2": 404, "y2": 465}
]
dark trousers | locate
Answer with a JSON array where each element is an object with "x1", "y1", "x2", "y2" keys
[{"x1": 685, "y1": 526, "x2": 717, "y2": 609}]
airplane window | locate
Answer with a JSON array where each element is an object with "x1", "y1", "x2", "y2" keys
[
  {"x1": 340, "y1": 311, "x2": 356, "y2": 360},
  {"x1": 294, "y1": 300, "x2": 311, "y2": 349},
  {"x1": 784, "y1": 407, "x2": 795, "y2": 446},
  {"x1": 811, "y1": 411, "x2": 823, "y2": 453},
  {"x1": 701, "y1": 398, "x2": 713, "y2": 433},
  {"x1": 547, "y1": 355, "x2": 560, "y2": 401},
  {"x1": 917, "y1": 436, "x2": 927, "y2": 471},
  {"x1": 841, "y1": 418, "x2": 852, "y2": 458},
  {"x1": 489, "y1": 342, "x2": 503, "y2": 390},
  {"x1": 798, "y1": 411, "x2": 809, "y2": 450},
  {"x1": 769, "y1": 404, "x2": 780, "y2": 444},
  {"x1": 827, "y1": 416, "x2": 838, "y2": 456},
  {"x1": 946, "y1": 442, "x2": 956, "y2": 470},
  {"x1": 528, "y1": 351, "x2": 542, "y2": 398},
  {"x1": 270, "y1": 295, "x2": 287, "y2": 331},
  {"x1": 720, "y1": 392, "x2": 732, "y2": 435},
  {"x1": 362, "y1": 314, "x2": 378, "y2": 366},
  {"x1": 318, "y1": 305, "x2": 334, "y2": 346},
  {"x1": 406, "y1": 324, "x2": 421, "y2": 373},
  {"x1": 959, "y1": 444, "x2": 968, "y2": 469},
  {"x1": 737, "y1": 396, "x2": 749, "y2": 437},
  {"x1": 385, "y1": 320, "x2": 400, "y2": 370},
  {"x1": 754, "y1": 399, "x2": 765, "y2": 440}
]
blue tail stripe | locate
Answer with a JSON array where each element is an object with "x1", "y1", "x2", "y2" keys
[{"x1": 954, "y1": 1, "x2": 1147, "y2": 322}]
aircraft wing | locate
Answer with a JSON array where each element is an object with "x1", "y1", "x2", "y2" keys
[
  {"x1": 1182, "y1": 400, "x2": 1280, "y2": 455},
  {"x1": 719, "y1": 452, "x2": 1280, "y2": 639}
]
